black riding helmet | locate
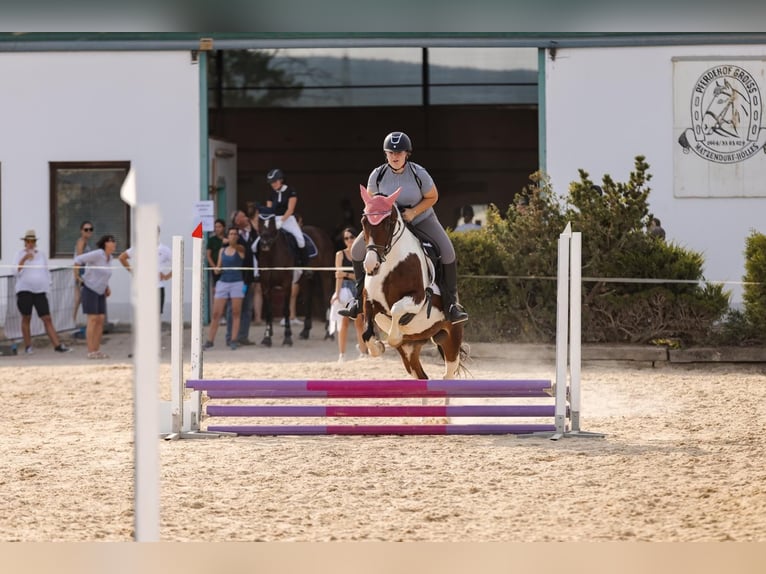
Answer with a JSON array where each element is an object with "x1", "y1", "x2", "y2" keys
[
  {"x1": 266, "y1": 168, "x2": 284, "y2": 183},
  {"x1": 383, "y1": 132, "x2": 412, "y2": 152}
]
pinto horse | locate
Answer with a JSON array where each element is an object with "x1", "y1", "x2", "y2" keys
[{"x1": 359, "y1": 185, "x2": 468, "y2": 380}]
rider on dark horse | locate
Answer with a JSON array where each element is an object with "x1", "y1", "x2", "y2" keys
[
  {"x1": 266, "y1": 168, "x2": 312, "y2": 275},
  {"x1": 339, "y1": 131, "x2": 469, "y2": 325}
]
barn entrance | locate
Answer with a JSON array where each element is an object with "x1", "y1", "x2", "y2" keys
[{"x1": 207, "y1": 46, "x2": 540, "y2": 248}]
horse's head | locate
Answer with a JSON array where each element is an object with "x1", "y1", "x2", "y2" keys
[
  {"x1": 360, "y1": 185, "x2": 402, "y2": 275},
  {"x1": 257, "y1": 211, "x2": 279, "y2": 252}
]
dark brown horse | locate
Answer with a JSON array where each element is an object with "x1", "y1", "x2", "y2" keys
[
  {"x1": 358, "y1": 185, "x2": 468, "y2": 379},
  {"x1": 256, "y1": 212, "x2": 295, "y2": 346},
  {"x1": 256, "y1": 214, "x2": 335, "y2": 345}
]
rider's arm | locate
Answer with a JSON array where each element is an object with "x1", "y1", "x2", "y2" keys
[
  {"x1": 282, "y1": 196, "x2": 298, "y2": 219},
  {"x1": 403, "y1": 185, "x2": 438, "y2": 223}
]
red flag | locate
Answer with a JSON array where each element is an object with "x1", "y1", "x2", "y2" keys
[{"x1": 192, "y1": 222, "x2": 203, "y2": 238}]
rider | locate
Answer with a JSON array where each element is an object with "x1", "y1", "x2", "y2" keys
[
  {"x1": 265, "y1": 168, "x2": 310, "y2": 274},
  {"x1": 339, "y1": 131, "x2": 469, "y2": 324}
]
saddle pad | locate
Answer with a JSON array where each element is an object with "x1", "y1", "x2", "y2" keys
[{"x1": 303, "y1": 233, "x2": 318, "y2": 258}]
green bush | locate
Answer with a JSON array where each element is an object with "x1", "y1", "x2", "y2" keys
[
  {"x1": 453, "y1": 157, "x2": 731, "y2": 344},
  {"x1": 743, "y1": 230, "x2": 766, "y2": 336}
]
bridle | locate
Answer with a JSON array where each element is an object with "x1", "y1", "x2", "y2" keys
[{"x1": 363, "y1": 205, "x2": 406, "y2": 264}]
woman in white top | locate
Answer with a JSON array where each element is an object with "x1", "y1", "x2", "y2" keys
[{"x1": 74, "y1": 234, "x2": 117, "y2": 359}]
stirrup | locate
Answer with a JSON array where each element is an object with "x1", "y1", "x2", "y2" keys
[
  {"x1": 448, "y1": 303, "x2": 469, "y2": 324},
  {"x1": 338, "y1": 300, "x2": 361, "y2": 319}
]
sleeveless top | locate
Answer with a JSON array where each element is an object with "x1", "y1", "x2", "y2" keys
[
  {"x1": 219, "y1": 248, "x2": 244, "y2": 283},
  {"x1": 341, "y1": 250, "x2": 356, "y2": 296}
]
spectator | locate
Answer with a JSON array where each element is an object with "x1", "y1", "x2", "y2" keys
[
  {"x1": 206, "y1": 218, "x2": 228, "y2": 326},
  {"x1": 74, "y1": 234, "x2": 117, "y2": 359},
  {"x1": 649, "y1": 217, "x2": 666, "y2": 240},
  {"x1": 14, "y1": 229, "x2": 72, "y2": 354},
  {"x1": 204, "y1": 227, "x2": 246, "y2": 350},
  {"x1": 454, "y1": 205, "x2": 481, "y2": 233},
  {"x1": 329, "y1": 227, "x2": 367, "y2": 362},
  {"x1": 72, "y1": 220, "x2": 94, "y2": 326},
  {"x1": 226, "y1": 209, "x2": 258, "y2": 345},
  {"x1": 118, "y1": 229, "x2": 173, "y2": 315}
]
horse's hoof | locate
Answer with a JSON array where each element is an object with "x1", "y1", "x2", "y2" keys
[
  {"x1": 299, "y1": 329, "x2": 310, "y2": 340},
  {"x1": 368, "y1": 340, "x2": 385, "y2": 357},
  {"x1": 261, "y1": 338, "x2": 272, "y2": 347},
  {"x1": 283, "y1": 338, "x2": 293, "y2": 347}
]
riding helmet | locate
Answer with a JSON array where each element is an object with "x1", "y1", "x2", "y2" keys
[
  {"x1": 383, "y1": 132, "x2": 412, "y2": 152},
  {"x1": 266, "y1": 168, "x2": 284, "y2": 183}
]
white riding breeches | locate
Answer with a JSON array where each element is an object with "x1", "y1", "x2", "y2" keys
[{"x1": 276, "y1": 215, "x2": 305, "y2": 248}]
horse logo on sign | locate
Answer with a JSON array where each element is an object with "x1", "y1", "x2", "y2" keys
[{"x1": 678, "y1": 64, "x2": 766, "y2": 163}]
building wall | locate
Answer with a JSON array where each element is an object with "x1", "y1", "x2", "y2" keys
[
  {"x1": 545, "y1": 44, "x2": 766, "y2": 306},
  {"x1": 0, "y1": 51, "x2": 200, "y2": 323}
]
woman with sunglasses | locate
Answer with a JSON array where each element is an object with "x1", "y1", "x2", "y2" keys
[
  {"x1": 72, "y1": 221, "x2": 94, "y2": 326},
  {"x1": 74, "y1": 234, "x2": 117, "y2": 359},
  {"x1": 329, "y1": 227, "x2": 367, "y2": 362}
]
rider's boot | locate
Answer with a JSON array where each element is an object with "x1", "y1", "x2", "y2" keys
[
  {"x1": 338, "y1": 260, "x2": 365, "y2": 319},
  {"x1": 442, "y1": 261, "x2": 469, "y2": 324},
  {"x1": 299, "y1": 246, "x2": 313, "y2": 277}
]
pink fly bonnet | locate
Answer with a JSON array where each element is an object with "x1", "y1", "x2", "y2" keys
[{"x1": 360, "y1": 186, "x2": 401, "y2": 225}]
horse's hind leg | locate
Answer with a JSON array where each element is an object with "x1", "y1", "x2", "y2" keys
[{"x1": 433, "y1": 326, "x2": 462, "y2": 380}]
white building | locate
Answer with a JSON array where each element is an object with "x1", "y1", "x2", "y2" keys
[
  {"x1": 544, "y1": 41, "x2": 766, "y2": 306},
  {"x1": 0, "y1": 49, "x2": 201, "y2": 326}
]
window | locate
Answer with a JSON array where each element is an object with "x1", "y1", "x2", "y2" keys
[
  {"x1": 50, "y1": 162, "x2": 131, "y2": 258},
  {"x1": 209, "y1": 47, "x2": 538, "y2": 108}
]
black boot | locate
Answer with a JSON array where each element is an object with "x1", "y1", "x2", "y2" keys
[
  {"x1": 338, "y1": 260, "x2": 365, "y2": 319},
  {"x1": 299, "y1": 246, "x2": 313, "y2": 277},
  {"x1": 442, "y1": 261, "x2": 468, "y2": 324}
]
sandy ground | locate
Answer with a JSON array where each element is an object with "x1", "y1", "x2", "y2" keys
[{"x1": 1, "y1": 326, "x2": 765, "y2": 542}]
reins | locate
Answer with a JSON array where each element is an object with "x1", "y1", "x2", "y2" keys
[{"x1": 364, "y1": 207, "x2": 407, "y2": 263}]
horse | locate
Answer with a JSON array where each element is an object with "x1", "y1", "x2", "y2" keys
[
  {"x1": 256, "y1": 212, "x2": 296, "y2": 347},
  {"x1": 358, "y1": 185, "x2": 468, "y2": 380},
  {"x1": 256, "y1": 214, "x2": 335, "y2": 346}
]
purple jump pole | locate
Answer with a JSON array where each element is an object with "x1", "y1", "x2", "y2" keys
[
  {"x1": 205, "y1": 424, "x2": 558, "y2": 436},
  {"x1": 187, "y1": 379, "x2": 553, "y2": 398},
  {"x1": 205, "y1": 404, "x2": 558, "y2": 418}
]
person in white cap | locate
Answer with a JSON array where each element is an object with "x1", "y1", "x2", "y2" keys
[{"x1": 14, "y1": 229, "x2": 72, "y2": 354}]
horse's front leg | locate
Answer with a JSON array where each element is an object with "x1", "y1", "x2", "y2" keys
[
  {"x1": 282, "y1": 285, "x2": 293, "y2": 346},
  {"x1": 387, "y1": 296, "x2": 423, "y2": 347},
  {"x1": 299, "y1": 273, "x2": 312, "y2": 340},
  {"x1": 362, "y1": 300, "x2": 385, "y2": 357},
  {"x1": 260, "y1": 287, "x2": 273, "y2": 347}
]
